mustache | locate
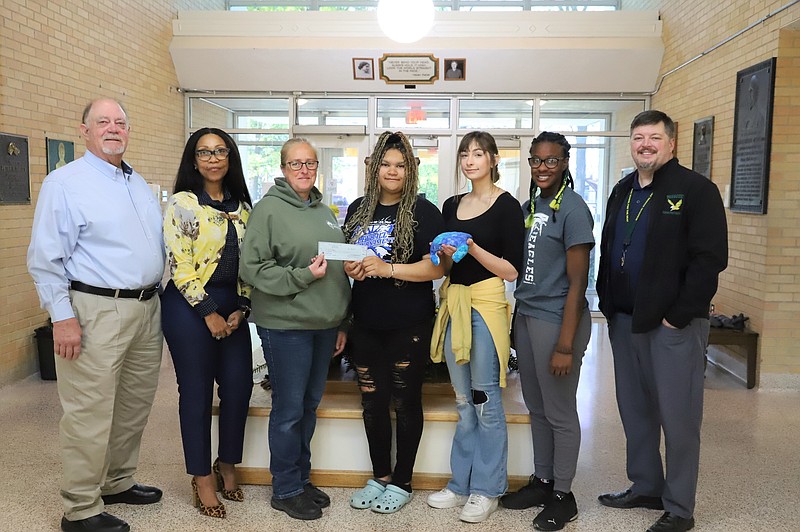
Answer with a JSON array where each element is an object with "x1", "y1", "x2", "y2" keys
[{"x1": 102, "y1": 135, "x2": 123, "y2": 141}]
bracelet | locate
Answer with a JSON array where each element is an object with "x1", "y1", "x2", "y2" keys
[
  {"x1": 555, "y1": 345, "x2": 573, "y2": 354},
  {"x1": 390, "y1": 263, "x2": 395, "y2": 278}
]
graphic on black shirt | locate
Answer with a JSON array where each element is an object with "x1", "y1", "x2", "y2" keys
[
  {"x1": 354, "y1": 216, "x2": 394, "y2": 260},
  {"x1": 523, "y1": 212, "x2": 549, "y2": 285}
]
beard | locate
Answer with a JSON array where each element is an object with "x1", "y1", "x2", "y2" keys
[{"x1": 635, "y1": 159, "x2": 658, "y2": 171}]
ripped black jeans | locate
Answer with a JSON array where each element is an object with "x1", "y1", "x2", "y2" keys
[{"x1": 349, "y1": 321, "x2": 431, "y2": 487}]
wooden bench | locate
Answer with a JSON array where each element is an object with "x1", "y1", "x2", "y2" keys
[{"x1": 707, "y1": 327, "x2": 759, "y2": 389}]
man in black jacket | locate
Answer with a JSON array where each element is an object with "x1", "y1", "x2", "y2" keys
[{"x1": 596, "y1": 110, "x2": 728, "y2": 532}]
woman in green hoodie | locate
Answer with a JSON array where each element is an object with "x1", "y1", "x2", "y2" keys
[{"x1": 240, "y1": 138, "x2": 351, "y2": 521}]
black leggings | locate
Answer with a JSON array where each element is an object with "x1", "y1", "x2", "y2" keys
[{"x1": 349, "y1": 321, "x2": 431, "y2": 487}]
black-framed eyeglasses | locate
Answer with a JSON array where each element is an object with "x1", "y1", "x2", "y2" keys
[
  {"x1": 196, "y1": 148, "x2": 231, "y2": 161},
  {"x1": 528, "y1": 156, "x2": 566, "y2": 169},
  {"x1": 285, "y1": 160, "x2": 319, "y2": 171}
]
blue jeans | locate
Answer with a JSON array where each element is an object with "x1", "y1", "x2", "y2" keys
[
  {"x1": 257, "y1": 326, "x2": 337, "y2": 499},
  {"x1": 443, "y1": 309, "x2": 508, "y2": 498}
]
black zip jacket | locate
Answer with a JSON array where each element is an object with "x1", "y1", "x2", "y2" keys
[{"x1": 596, "y1": 158, "x2": 728, "y2": 333}]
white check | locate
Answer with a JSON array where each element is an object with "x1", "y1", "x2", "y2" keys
[{"x1": 318, "y1": 241, "x2": 368, "y2": 261}]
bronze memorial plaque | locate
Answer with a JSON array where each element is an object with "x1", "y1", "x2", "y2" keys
[{"x1": 0, "y1": 133, "x2": 31, "y2": 205}]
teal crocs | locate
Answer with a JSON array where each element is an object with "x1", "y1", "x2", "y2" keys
[
  {"x1": 370, "y1": 484, "x2": 412, "y2": 514},
  {"x1": 350, "y1": 479, "x2": 386, "y2": 509}
]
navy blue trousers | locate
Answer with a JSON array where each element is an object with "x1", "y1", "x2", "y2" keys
[{"x1": 162, "y1": 281, "x2": 253, "y2": 476}]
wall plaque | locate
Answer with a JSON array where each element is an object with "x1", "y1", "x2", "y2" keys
[
  {"x1": 692, "y1": 116, "x2": 714, "y2": 179},
  {"x1": 0, "y1": 133, "x2": 30, "y2": 205},
  {"x1": 730, "y1": 58, "x2": 775, "y2": 214},
  {"x1": 379, "y1": 54, "x2": 439, "y2": 84}
]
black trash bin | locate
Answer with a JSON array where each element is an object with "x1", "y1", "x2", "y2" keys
[{"x1": 34, "y1": 325, "x2": 57, "y2": 381}]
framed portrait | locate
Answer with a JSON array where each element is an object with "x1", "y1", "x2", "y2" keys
[
  {"x1": 353, "y1": 58, "x2": 374, "y2": 80},
  {"x1": 692, "y1": 116, "x2": 714, "y2": 179},
  {"x1": 730, "y1": 57, "x2": 776, "y2": 214},
  {"x1": 47, "y1": 138, "x2": 75, "y2": 173},
  {"x1": 443, "y1": 58, "x2": 466, "y2": 81}
]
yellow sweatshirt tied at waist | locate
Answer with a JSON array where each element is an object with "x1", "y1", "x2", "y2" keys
[{"x1": 430, "y1": 276, "x2": 512, "y2": 388}]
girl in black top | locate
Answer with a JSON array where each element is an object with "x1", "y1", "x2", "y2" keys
[
  {"x1": 426, "y1": 131, "x2": 524, "y2": 523},
  {"x1": 343, "y1": 132, "x2": 445, "y2": 514}
]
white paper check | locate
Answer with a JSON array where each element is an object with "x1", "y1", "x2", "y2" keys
[{"x1": 318, "y1": 241, "x2": 368, "y2": 261}]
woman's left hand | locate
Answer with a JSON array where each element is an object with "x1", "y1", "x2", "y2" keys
[
  {"x1": 333, "y1": 331, "x2": 347, "y2": 357},
  {"x1": 226, "y1": 310, "x2": 245, "y2": 331},
  {"x1": 550, "y1": 351, "x2": 573, "y2": 376}
]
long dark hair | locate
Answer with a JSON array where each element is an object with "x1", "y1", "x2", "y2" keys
[
  {"x1": 456, "y1": 131, "x2": 501, "y2": 189},
  {"x1": 174, "y1": 128, "x2": 252, "y2": 207}
]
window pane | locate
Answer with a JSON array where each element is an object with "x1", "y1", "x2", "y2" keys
[
  {"x1": 497, "y1": 148, "x2": 520, "y2": 200},
  {"x1": 539, "y1": 99, "x2": 644, "y2": 132},
  {"x1": 233, "y1": 133, "x2": 289, "y2": 201},
  {"x1": 190, "y1": 98, "x2": 290, "y2": 130},
  {"x1": 318, "y1": 147, "x2": 360, "y2": 225},
  {"x1": 377, "y1": 99, "x2": 450, "y2": 129},
  {"x1": 297, "y1": 98, "x2": 368, "y2": 126},
  {"x1": 416, "y1": 147, "x2": 439, "y2": 204},
  {"x1": 459, "y1": 99, "x2": 533, "y2": 129}
]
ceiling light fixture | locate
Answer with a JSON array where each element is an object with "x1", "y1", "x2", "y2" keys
[{"x1": 377, "y1": 0, "x2": 435, "y2": 44}]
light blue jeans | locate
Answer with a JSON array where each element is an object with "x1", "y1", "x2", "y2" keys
[{"x1": 443, "y1": 309, "x2": 508, "y2": 498}]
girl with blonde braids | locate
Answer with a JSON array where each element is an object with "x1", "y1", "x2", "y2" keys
[
  {"x1": 343, "y1": 131, "x2": 445, "y2": 514},
  {"x1": 500, "y1": 131, "x2": 594, "y2": 531}
]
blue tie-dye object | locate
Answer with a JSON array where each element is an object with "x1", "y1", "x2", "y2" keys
[{"x1": 429, "y1": 231, "x2": 472, "y2": 265}]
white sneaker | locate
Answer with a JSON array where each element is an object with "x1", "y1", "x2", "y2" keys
[
  {"x1": 426, "y1": 488, "x2": 469, "y2": 509},
  {"x1": 459, "y1": 494, "x2": 498, "y2": 523}
]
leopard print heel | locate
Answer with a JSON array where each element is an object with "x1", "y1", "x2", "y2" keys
[
  {"x1": 192, "y1": 477, "x2": 226, "y2": 518},
  {"x1": 213, "y1": 458, "x2": 244, "y2": 502}
]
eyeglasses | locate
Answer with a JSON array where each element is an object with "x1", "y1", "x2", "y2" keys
[
  {"x1": 196, "y1": 148, "x2": 231, "y2": 161},
  {"x1": 528, "y1": 156, "x2": 566, "y2": 169},
  {"x1": 284, "y1": 160, "x2": 319, "y2": 171}
]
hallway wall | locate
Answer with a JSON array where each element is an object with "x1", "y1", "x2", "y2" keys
[
  {"x1": 0, "y1": 0, "x2": 224, "y2": 386},
  {"x1": 648, "y1": 0, "x2": 800, "y2": 383}
]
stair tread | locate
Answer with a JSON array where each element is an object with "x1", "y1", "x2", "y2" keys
[{"x1": 237, "y1": 372, "x2": 531, "y2": 423}]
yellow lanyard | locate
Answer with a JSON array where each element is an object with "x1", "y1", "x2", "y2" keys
[{"x1": 623, "y1": 188, "x2": 653, "y2": 246}]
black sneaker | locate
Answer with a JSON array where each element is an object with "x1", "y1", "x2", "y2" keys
[
  {"x1": 271, "y1": 492, "x2": 323, "y2": 520},
  {"x1": 533, "y1": 490, "x2": 578, "y2": 531},
  {"x1": 500, "y1": 475, "x2": 554, "y2": 509},
  {"x1": 303, "y1": 483, "x2": 331, "y2": 508}
]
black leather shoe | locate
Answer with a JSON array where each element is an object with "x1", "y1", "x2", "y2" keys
[
  {"x1": 647, "y1": 512, "x2": 695, "y2": 532},
  {"x1": 303, "y1": 482, "x2": 331, "y2": 508},
  {"x1": 271, "y1": 492, "x2": 323, "y2": 520},
  {"x1": 61, "y1": 512, "x2": 130, "y2": 532},
  {"x1": 102, "y1": 483, "x2": 163, "y2": 505},
  {"x1": 598, "y1": 488, "x2": 663, "y2": 510}
]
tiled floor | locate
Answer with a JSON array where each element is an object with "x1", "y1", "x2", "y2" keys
[{"x1": 3, "y1": 321, "x2": 799, "y2": 531}]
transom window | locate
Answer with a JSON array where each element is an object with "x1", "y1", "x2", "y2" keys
[{"x1": 227, "y1": 1, "x2": 620, "y2": 12}]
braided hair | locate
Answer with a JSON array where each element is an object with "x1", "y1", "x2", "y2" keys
[
  {"x1": 526, "y1": 131, "x2": 574, "y2": 227},
  {"x1": 343, "y1": 132, "x2": 419, "y2": 285}
]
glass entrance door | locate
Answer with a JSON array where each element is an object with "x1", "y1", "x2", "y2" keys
[{"x1": 302, "y1": 135, "x2": 369, "y2": 225}]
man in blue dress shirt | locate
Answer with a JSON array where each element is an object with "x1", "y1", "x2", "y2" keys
[{"x1": 28, "y1": 98, "x2": 166, "y2": 532}]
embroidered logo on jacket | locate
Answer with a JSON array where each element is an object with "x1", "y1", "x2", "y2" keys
[{"x1": 663, "y1": 194, "x2": 684, "y2": 215}]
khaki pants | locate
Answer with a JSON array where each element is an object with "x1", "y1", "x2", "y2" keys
[{"x1": 56, "y1": 290, "x2": 162, "y2": 521}]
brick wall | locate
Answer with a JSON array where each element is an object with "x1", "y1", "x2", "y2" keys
[
  {"x1": 650, "y1": 1, "x2": 800, "y2": 379},
  {"x1": 0, "y1": 0, "x2": 224, "y2": 386}
]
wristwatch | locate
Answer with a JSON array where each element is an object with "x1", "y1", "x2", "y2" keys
[{"x1": 239, "y1": 305, "x2": 251, "y2": 319}]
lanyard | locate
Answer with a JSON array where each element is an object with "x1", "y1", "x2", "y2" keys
[
  {"x1": 623, "y1": 188, "x2": 653, "y2": 246},
  {"x1": 620, "y1": 188, "x2": 653, "y2": 269}
]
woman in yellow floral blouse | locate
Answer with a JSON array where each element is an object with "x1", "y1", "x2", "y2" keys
[{"x1": 162, "y1": 128, "x2": 253, "y2": 519}]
